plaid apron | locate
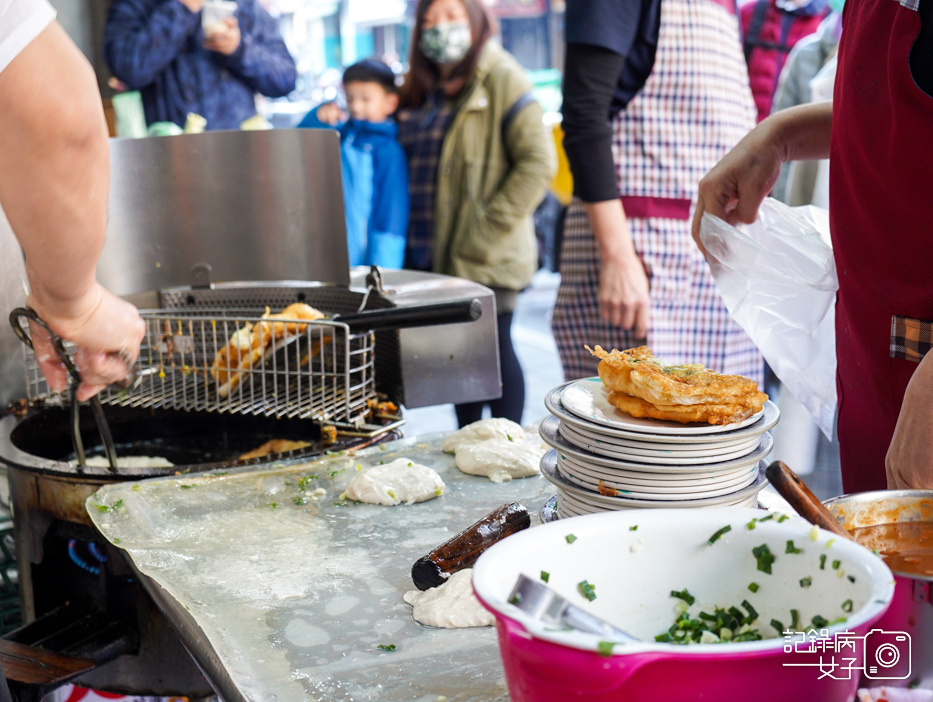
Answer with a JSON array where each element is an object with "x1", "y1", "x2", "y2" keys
[{"x1": 552, "y1": 0, "x2": 763, "y2": 384}]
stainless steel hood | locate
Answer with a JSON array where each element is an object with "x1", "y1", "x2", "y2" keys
[{"x1": 100, "y1": 129, "x2": 350, "y2": 295}]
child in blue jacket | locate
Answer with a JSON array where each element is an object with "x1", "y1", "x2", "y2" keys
[{"x1": 299, "y1": 59, "x2": 409, "y2": 269}]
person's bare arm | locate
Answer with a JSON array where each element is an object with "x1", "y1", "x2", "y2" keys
[
  {"x1": 691, "y1": 101, "x2": 834, "y2": 254},
  {"x1": 886, "y1": 352, "x2": 933, "y2": 489},
  {"x1": 585, "y1": 200, "x2": 649, "y2": 337},
  {"x1": 0, "y1": 22, "x2": 144, "y2": 399}
]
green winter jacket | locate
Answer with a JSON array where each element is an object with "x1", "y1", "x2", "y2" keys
[{"x1": 432, "y1": 42, "x2": 556, "y2": 293}]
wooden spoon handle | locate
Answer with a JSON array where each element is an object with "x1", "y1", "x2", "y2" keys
[
  {"x1": 411, "y1": 502, "x2": 530, "y2": 590},
  {"x1": 765, "y1": 460, "x2": 852, "y2": 539}
]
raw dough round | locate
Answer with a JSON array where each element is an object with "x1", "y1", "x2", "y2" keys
[
  {"x1": 403, "y1": 569, "x2": 494, "y2": 628},
  {"x1": 84, "y1": 455, "x2": 174, "y2": 469},
  {"x1": 453, "y1": 438, "x2": 544, "y2": 483},
  {"x1": 441, "y1": 418, "x2": 525, "y2": 454},
  {"x1": 344, "y1": 458, "x2": 444, "y2": 506}
]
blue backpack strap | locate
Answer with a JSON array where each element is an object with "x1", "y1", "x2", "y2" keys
[
  {"x1": 501, "y1": 92, "x2": 537, "y2": 145},
  {"x1": 743, "y1": 0, "x2": 770, "y2": 62}
]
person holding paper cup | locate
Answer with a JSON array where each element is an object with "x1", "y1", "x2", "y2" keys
[
  {"x1": 103, "y1": 0, "x2": 296, "y2": 131},
  {"x1": 691, "y1": 5, "x2": 933, "y2": 491}
]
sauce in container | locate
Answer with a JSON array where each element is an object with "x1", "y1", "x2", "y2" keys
[{"x1": 850, "y1": 521, "x2": 933, "y2": 577}]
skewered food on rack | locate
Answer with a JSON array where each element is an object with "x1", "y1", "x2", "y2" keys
[
  {"x1": 587, "y1": 345, "x2": 767, "y2": 425},
  {"x1": 210, "y1": 303, "x2": 326, "y2": 397}
]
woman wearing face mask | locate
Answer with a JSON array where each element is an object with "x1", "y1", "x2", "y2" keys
[{"x1": 397, "y1": 0, "x2": 556, "y2": 428}]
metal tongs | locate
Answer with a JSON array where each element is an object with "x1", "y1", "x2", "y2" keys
[
  {"x1": 9, "y1": 307, "x2": 119, "y2": 473},
  {"x1": 508, "y1": 574, "x2": 639, "y2": 644}
]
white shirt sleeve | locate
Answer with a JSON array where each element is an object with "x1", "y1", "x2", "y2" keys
[{"x1": 0, "y1": 0, "x2": 56, "y2": 75}]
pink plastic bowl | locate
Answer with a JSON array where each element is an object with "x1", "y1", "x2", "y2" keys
[{"x1": 472, "y1": 507, "x2": 895, "y2": 702}]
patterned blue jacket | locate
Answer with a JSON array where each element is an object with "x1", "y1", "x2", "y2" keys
[
  {"x1": 104, "y1": 0, "x2": 296, "y2": 130},
  {"x1": 299, "y1": 107, "x2": 409, "y2": 269}
]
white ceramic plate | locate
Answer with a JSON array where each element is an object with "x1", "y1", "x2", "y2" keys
[
  {"x1": 561, "y1": 378, "x2": 764, "y2": 435},
  {"x1": 557, "y1": 420, "x2": 761, "y2": 455},
  {"x1": 558, "y1": 422, "x2": 761, "y2": 463},
  {"x1": 556, "y1": 451, "x2": 759, "y2": 485},
  {"x1": 540, "y1": 415, "x2": 773, "y2": 473},
  {"x1": 541, "y1": 453, "x2": 768, "y2": 508},
  {"x1": 555, "y1": 452, "x2": 760, "y2": 494},
  {"x1": 555, "y1": 454, "x2": 759, "y2": 488},
  {"x1": 546, "y1": 451, "x2": 763, "y2": 501},
  {"x1": 544, "y1": 383, "x2": 779, "y2": 445},
  {"x1": 555, "y1": 464, "x2": 759, "y2": 499}
]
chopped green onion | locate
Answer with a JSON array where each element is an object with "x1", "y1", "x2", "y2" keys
[
  {"x1": 826, "y1": 539, "x2": 836, "y2": 548},
  {"x1": 509, "y1": 592, "x2": 523, "y2": 605},
  {"x1": 741, "y1": 600, "x2": 759, "y2": 624},
  {"x1": 578, "y1": 580, "x2": 597, "y2": 602},
  {"x1": 748, "y1": 582, "x2": 760, "y2": 593},
  {"x1": 752, "y1": 544, "x2": 775, "y2": 574},
  {"x1": 841, "y1": 599, "x2": 853, "y2": 613},
  {"x1": 819, "y1": 554, "x2": 827, "y2": 570},
  {"x1": 790, "y1": 609, "x2": 800, "y2": 630},
  {"x1": 376, "y1": 644, "x2": 396, "y2": 652},
  {"x1": 597, "y1": 641, "x2": 615, "y2": 657},
  {"x1": 293, "y1": 496, "x2": 307, "y2": 506},
  {"x1": 540, "y1": 571, "x2": 550, "y2": 583},
  {"x1": 268, "y1": 502, "x2": 278, "y2": 510},
  {"x1": 771, "y1": 619, "x2": 786, "y2": 633},
  {"x1": 629, "y1": 525, "x2": 638, "y2": 531},
  {"x1": 670, "y1": 588, "x2": 696, "y2": 605},
  {"x1": 759, "y1": 515, "x2": 774, "y2": 522},
  {"x1": 746, "y1": 518, "x2": 758, "y2": 531},
  {"x1": 847, "y1": 575, "x2": 856, "y2": 584},
  {"x1": 786, "y1": 540, "x2": 803, "y2": 554},
  {"x1": 707, "y1": 525, "x2": 732, "y2": 545},
  {"x1": 832, "y1": 559, "x2": 841, "y2": 570},
  {"x1": 809, "y1": 525, "x2": 820, "y2": 542},
  {"x1": 800, "y1": 576, "x2": 813, "y2": 588},
  {"x1": 811, "y1": 615, "x2": 829, "y2": 629},
  {"x1": 777, "y1": 515, "x2": 790, "y2": 523},
  {"x1": 565, "y1": 534, "x2": 577, "y2": 544}
]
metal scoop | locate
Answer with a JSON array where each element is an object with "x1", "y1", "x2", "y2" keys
[{"x1": 508, "y1": 573, "x2": 640, "y2": 643}]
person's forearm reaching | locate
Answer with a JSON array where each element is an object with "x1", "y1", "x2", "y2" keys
[
  {"x1": 691, "y1": 101, "x2": 834, "y2": 253},
  {"x1": 0, "y1": 22, "x2": 144, "y2": 399}
]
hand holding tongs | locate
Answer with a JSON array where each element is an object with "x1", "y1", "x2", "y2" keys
[{"x1": 9, "y1": 307, "x2": 119, "y2": 473}]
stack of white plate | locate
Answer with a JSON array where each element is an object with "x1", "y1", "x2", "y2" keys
[{"x1": 539, "y1": 378, "x2": 779, "y2": 519}]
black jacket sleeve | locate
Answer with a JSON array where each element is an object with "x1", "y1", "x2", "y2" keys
[{"x1": 561, "y1": 43, "x2": 626, "y2": 203}]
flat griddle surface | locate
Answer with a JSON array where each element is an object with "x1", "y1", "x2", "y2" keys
[{"x1": 88, "y1": 430, "x2": 553, "y2": 702}]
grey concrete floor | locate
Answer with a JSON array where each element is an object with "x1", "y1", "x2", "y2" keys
[{"x1": 401, "y1": 269, "x2": 845, "y2": 501}]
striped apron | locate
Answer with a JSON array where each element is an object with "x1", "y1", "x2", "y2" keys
[{"x1": 552, "y1": 0, "x2": 764, "y2": 385}]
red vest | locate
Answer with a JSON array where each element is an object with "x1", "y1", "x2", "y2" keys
[
  {"x1": 741, "y1": 0, "x2": 828, "y2": 121},
  {"x1": 830, "y1": 0, "x2": 933, "y2": 491}
]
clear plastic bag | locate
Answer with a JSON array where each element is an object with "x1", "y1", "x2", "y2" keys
[{"x1": 699, "y1": 197, "x2": 837, "y2": 437}]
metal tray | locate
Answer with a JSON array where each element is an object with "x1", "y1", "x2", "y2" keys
[{"x1": 87, "y1": 432, "x2": 554, "y2": 702}]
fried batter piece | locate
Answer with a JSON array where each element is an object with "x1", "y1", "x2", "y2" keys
[
  {"x1": 587, "y1": 345, "x2": 767, "y2": 425},
  {"x1": 607, "y1": 391, "x2": 764, "y2": 425},
  {"x1": 211, "y1": 303, "x2": 326, "y2": 397},
  {"x1": 239, "y1": 439, "x2": 313, "y2": 460}
]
